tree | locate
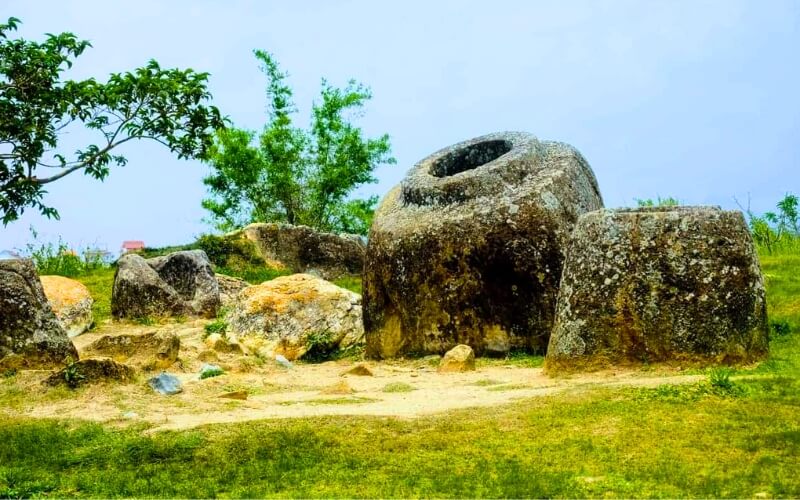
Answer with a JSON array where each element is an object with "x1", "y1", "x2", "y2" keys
[
  {"x1": 202, "y1": 50, "x2": 395, "y2": 235},
  {"x1": 0, "y1": 17, "x2": 224, "y2": 224}
]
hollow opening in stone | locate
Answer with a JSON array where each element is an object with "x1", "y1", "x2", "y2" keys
[{"x1": 430, "y1": 140, "x2": 512, "y2": 177}]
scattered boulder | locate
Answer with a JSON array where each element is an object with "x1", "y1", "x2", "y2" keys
[
  {"x1": 0, "y1": 259, "x2": 79, "y2": 370},
  {"x1": 227, "y1": 274, "x2": 364, "y2": 361},
  {"x1": 342, "y1": 363, "x2": 374, "y2": 377},
  {"x1": 82, "y1": 331, "x2": 180, "y2": 370},
  {"x1": 216, "y1": 274, "x2": 249, "y2": 307},
  {"x1": 44, "y1": 358, "x2": 136, "y2": 387},
  {"x1": 40, "y1": 275, "x2": 94, "y2": 337},
  {"x1": 241, "y1": 223, "x2": 365, "y2": 280},
  {"x1": 364, "y1": 132, "x2": 603, "y2": 358},
  {"x1": 546, "y1": 207, "x2": 769, "y2": 371},
  {"x1": 112, "y1": 251, "x2": 220, "y2": 319},
  {"x1": 438, "y1": 344, "x2": 476, "y2": 373},
  {"x1": 148, "y1": 372, "x2": 183, "y2": 395}
]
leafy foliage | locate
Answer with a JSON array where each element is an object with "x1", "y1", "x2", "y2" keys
[
  {"x1": 0, "y1": 17, "x2": 224, "y2": 224},
  {"x1": 202, "y1": 50, "x2": 395, "y2": 235},
  {"x1": 739, "y1": 193, "x2": 799, "y2": 254}
]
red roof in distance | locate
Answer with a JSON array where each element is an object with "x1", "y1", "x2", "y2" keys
[{"x1": 121, "y1": 240, "x2": 146, "y2": 250}]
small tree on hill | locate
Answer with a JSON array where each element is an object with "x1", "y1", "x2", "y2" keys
[
  {"x1": 0, "y1": 17, "x2": 224, "y2": 224},
  {"x1": 201, "y1": 50, "x2": 395, "y2": 235}
]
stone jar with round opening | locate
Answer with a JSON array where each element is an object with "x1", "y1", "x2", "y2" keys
[{"x1": 363, "y1": 131, "x2": 604, "y2": 358}]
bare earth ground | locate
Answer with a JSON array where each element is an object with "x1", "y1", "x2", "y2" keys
[{"x1": 4, "y1": 320, "x2": 702, "y2": 432}]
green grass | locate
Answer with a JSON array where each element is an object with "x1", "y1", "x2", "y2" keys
[
  {"x1": 382, "y1": 382, "x2": 416, "y2": 393},
  {"x1": 332, "y1": 275, "x2": 362, "y2": 294},
  {"x1": 74, "y1": 267, "x2": 116, "y2": 325},
  {"x1": 1, "y1": 248, "x2": 798, "y2": 497}
]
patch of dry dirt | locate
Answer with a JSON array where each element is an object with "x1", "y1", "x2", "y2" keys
[{"x1": 3, "y1": 320, "x2": 702, "y2": 432}]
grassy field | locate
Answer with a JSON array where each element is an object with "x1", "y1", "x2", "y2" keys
[{"x1": 2, "y1": 250, "x2": 797, "y2": 498}]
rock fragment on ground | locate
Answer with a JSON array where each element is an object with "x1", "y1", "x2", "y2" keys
[
  {"x1": 82, "y1": 331, "x2": 180, "y2": 370},
  {"x1": 148, "y1": 372, "x2": 183, "y2": 395},
  {"x1": 438, "y1": 344, "x2": 476, "y2": 373},
  {"x1": 44, "y1": 358, "x2": 136, "y2": 387},
  {"x1": 342, "y1": 363, "x2": 374, "y2": 376},
  {"x1": 40, "y1": 275, "x2": 94, "y2": 337},
  {"x1": 218, "y1": 390, "x2": 248, "y2": 400}
]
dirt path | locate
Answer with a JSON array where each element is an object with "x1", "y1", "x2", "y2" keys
[{"x1": 4, "y1": 321, "x2": 703, "y2": 432}]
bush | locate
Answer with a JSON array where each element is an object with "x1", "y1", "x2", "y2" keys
[{"x1": 20, "y1": 228, "x2": 109, "y2": 277}]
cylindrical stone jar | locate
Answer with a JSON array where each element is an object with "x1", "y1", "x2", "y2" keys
[
  {"x1": 546, "y1": 206, "x2": 769, "y2": 371},
  {"x1": 363, "y1": 131, "x2": 604, "y2": 358}
]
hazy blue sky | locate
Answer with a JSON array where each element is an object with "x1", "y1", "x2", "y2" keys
[{"x1": 2, "y1": 0, "x2": 798, "y2": 252}]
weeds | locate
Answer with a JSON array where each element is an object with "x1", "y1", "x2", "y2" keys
[
  {"x1": 62, "y1": 357, "x2": 85, "y2": 389},
  {"x1": 203, "y1": 319, "x2": 228, "y2": 338},
  {"x1": 382, "y1": 382, "x2": 415, "y2": 393}
]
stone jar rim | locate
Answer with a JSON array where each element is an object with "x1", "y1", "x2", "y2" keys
[{"x1": 400, "y1": 131, "x2": 544, "y2": 206}]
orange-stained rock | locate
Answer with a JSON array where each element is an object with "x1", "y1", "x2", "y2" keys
[
  {"x1": 227, "y1": 274, "x2": 363, "y2": 361},
  {"x1": 40, "y1": 275, "x2": 94, "y2": 337}
]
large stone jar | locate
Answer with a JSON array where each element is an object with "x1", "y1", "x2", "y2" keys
[
  {"x1": 363, "y1": 131, "x2": 604, "y2": 358},
  {"x1": 546, "y1": 206, "x2": 769, "y2": 371}
]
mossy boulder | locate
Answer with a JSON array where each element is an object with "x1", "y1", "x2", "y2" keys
[
  {"x1": 546, "y1": 206, "x2": 769, "y2": 371},
  {"x1": 363, "y1": 131, "x2": 603, "y2": 358},
  {"x1": 0, "y1": 259, "x2": 78, "y2": 370}
]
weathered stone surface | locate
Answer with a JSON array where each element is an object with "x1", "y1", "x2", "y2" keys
[
  {"x1": 364, "y1": 132, "x2": 603, "y2": 358},
  {"x1": 81, "y1": 331, "x2": 180, "y2": 370},
  {"x1": 227, "y1": 274, "x2": 364, "y2": 361},
  {"x1": 148, "y1": 250, "x2": 220, "y2": 317},
  {"x1": 0, "y1": 259, "x2": 78, "y2": 370},
  {"x1": 40, "y1": 275, "x2": 94, "y2": 337},
  {"x1": 216, "y1": 273, "x2": 249, "y2": 307},
  {"x1": 546, "y1": 206, "x2": 769, "y2": 371},
  {"x1": 438, "y1": 344, "x2": 476, "y2": 373},
  {"x1": 148, "y1": 372, "x2": 182, "y2": 395},
  {"x1": 241, "y1": 223, "x2": 365, "y2": 280},
  {"x1": 203, "y1": 332, "x2": 243, "y2": 354},
  {"x1": 112, "y1": 251, "x2": 220, "y2": 319},
  {"x1": 44, "y1": 358, "x2": 136, "y2": 387}
]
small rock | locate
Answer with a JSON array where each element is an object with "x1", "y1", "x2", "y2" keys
[
  {"x1": 438, "y1": 344, "x2": 476, "y2": 373},
  {"x1": 148, "y1": 372, "x2": 182, "y2": 395},
  {"x1": 44, "y1": 358, "x2": 136, "y2": 387},
  {"x1": 320, "y1": 380, "x2": 354, "y2": 395},
  {"x1": 218, "y1": 390, "x2": 248, "y2": 400},
  {"x1": 275, "y1": 354, "x2": 294, "y2": 369},
  {"x1": 122, "y1": 411, "x2": 139, "y2": 419},
  {"x1": 204, "y1": 333, "x2": 243, "y2": 354},
  {"x1": 197, "y1": 349, "x2": 220, "y2": 363},
  {"x1": 342, "y1": 363, "x2": 374, "y2": 377},
  {"x1": 199, "y1": 363, "x2": 224, "y2": 379}
]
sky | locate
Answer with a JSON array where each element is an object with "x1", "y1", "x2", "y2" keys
[{"x1": 1, "y1": 0, "x2": 798, "y2": 252}]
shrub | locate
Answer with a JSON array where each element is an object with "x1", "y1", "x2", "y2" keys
[
  {"x1": 20, "y1": 228, "x2": 109, "y2": 277},
  {"x1": 203, "y1": 319, "x2": 228, "y2": 338},
  {"x1": 382, "y1": 382, "x2": 415, "y2": 393},
  {"x1": 771, "y1": 319, "x2": 792, "y2": 337}
]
